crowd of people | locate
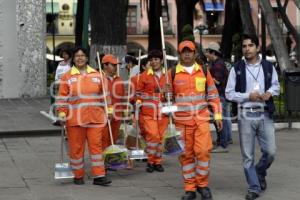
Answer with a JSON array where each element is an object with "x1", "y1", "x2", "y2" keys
[{"x1": 53, "y1": 34, "x2": 279, "y2": 200}]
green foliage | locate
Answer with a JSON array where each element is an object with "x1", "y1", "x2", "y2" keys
[{"x1": 181, "y1": 24, "x2": 195, "y2": 43}]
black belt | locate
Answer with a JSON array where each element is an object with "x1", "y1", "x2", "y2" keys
[{"x1": 240, "y1": 106, "x2": 268, "y2": 112}]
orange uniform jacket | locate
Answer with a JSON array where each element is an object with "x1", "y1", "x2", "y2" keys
[
  {"x1": 57, "y1": 66, "x2": 110, "y2": 127},
  {"x1": 136, "y1": 68, "x2": 168, "y2": 118},
  {"x1": 171, "y1": 62, "x2": 222, "y2": 125},
  {"x1": 106, "y1": 75, "x2": 125, "y2": 119}
]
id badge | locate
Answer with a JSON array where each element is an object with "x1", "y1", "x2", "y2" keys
[{"x1": 253, "y1": 82, "x2": 260, "y2": 91}]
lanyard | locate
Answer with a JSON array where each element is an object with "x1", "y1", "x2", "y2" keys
[
  {"x1": 153, "y1": 74, "x2": 163, "y2": 94},
  {"x1": 246, "y1": 65, "x2": 261, "y2": 81}
]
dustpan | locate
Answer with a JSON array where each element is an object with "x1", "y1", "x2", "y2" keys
[
  {"x1": 39, "y1": 111, "x2": 74, "y2": 179},
  {"x1": 163, "y1": 123, "x2": 184, "y2": 155},
  {"x1": 54, "y1": 125, "x2": 74, "y2": 179},
  {"x1": 128, "y1": 109, "x2": 147, "y2": 160},
  {"x1": 97, "y1": 52, "x2": 128, "y2": 170}
]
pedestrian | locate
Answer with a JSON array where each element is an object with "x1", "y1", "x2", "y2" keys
[
  {"x1": 55, "y1": 49, "x2": 72, "y2": 81},
  {"x1": 51, "y1": 49, "x2": 72, "y2": 112},
  {"x1": 136, "y1": 49, "x2": 169, "y2": 173},
  {"x1": 56, "y1": 47, "x2": 112, "y2": 186},
  {"x1": 171, "y1": 40, "x2": 222, "y2": 200},
  {"x1": 225, "y1": 34, "x2": 280, "y2": 200},
  {"x1": 204, "y1": 42, "x2": 231, "y2": 152},
  {"x1": 101, "y1": 54, "x2": 125, "y2": 150}
]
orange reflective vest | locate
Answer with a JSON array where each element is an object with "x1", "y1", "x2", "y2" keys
[
  {"x1": 136, "y1": 68, "x2": 167, "y2": 118},
  {"x1": 171, "y1": 62, "x2": 222, "y2": 126},
  {"x1": 57, "y1": 65, "x2": 110, "y2": 126},
  {"x1": 106, "y1": 75, "x2": 125, "y2": 119}
]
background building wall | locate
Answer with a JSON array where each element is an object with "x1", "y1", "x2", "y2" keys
[{"x1": 0, "y1": 0, "x2": 46, "y2": 98}]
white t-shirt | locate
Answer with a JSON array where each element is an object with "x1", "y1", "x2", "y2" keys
[
  {"x1": 55, "y1": 61, "x2": 71, "y2": 80},
  {"x1": 183, "y1": 64, "x2": 195, "y2": 74},
  {"x1": 154, "y1": 70, "x2": 162, "y2": 78}
]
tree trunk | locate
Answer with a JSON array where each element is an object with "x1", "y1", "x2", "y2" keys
[
  {"x1": 276, "y1": 0, "x2": 300, "y2": 66},
  {"x1": 75, "y1": 0, "x2": 84, "y2": 46},
  {"x1": 221, "y1": 0, "x2": 242, "y2": 59},
  {"x1": 148, "y1": 0, "x2": 162, "y2": 51},
  {"x1": 259, "y1": 0, "x2": 293, "y2": 71},
  {"x1": 175, "y1": 0, "x2": 198, "y2": 44},
  {"x1": 89, "y1": 0, "x2": 127, "y2": 70},
  {"x1": 237, "y1": 0, "x2": 256, "y2": 36},
  {"x1": 294, "y1": 0, "x2": 300, "y2": 9}
]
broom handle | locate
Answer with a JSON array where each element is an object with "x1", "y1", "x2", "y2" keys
[
  {"x1": 123, "y1": 67, "x2": 132, "y2": 145},
  {"x1": 97, "y1": 52, "x2": 114, "y2": 146},
  {"x1": 61, "y1": 125, "x2": 64, "y2": 163},
  {"x1": 160, "y1": 17, "x2": 173, "y2": 130},
  {"x1": 136, "y1": 49, "x2": 142, "y2": 83}
]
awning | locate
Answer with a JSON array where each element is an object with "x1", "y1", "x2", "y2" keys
[
  {"x1": 46, "y1": 2, "x2": 59, "y2": 14},
  {"x1": 204, "y1": 3, "x2": 224, "y2": 11}
]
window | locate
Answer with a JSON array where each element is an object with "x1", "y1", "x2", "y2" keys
[{"x1": 127, "y1": 5, "x2": 138, "y2": 34}]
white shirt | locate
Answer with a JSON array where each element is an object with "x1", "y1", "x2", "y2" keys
[
  {"x1": 154, "y1": 70, "x2": 162, "y2": 78},
  {"x1": 183, "y1": 64, "x2": 195, "y2": 74},
  {"x1": 225, "y1": 59, "x2": 280, "y2": 107},
  {"x1": 55, "y1": 61, "x2": 71, "y2": 80}
]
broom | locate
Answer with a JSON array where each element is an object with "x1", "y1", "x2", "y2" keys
[
  {"x1": 159, "y1": 17, "x2": 184, "y2": 155},
  {"x1": 97, "y1": 52, "x2": 128, "y2": 170}
]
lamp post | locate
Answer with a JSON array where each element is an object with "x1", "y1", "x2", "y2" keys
[{"x1": 194, "y1": 24, "x2": 208, "y2": 48}]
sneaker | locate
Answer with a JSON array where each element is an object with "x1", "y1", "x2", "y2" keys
[
  {"x1": 93, "y1": 176, "x2": 112, "y2": 186},
  {"x1": 153, "y1": 164, "x2": 164, "y2": 172},
  {"x1": 146, "y1": 163, "x2": 154, "y2": 173},
  {"x1": 245, "y1": 192, "x2": 259, "y2": 200},
  {"x1": 211, "y1": 146, "x2": 228, "y2": 153},
  {"x1": 181, "y1": 191, "x2": 196, "y2": 200},
  {"x1": 197, "y1": 187, "x2": 213, "y2": 200},
  {"x1": 73, "y1": 177, "x2": 84, "y2": 185}
]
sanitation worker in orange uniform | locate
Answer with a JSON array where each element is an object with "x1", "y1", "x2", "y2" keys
[
  {"x1": 171, "y1": 41, "x2": 223, "y2": 200},
  {"x1": 136, "y1": 50, "x2": 169, "y2": 173},
  {"x1": 101, "y1": 54, "x2": 125, "y2": 150},
  {"x1": 56, "y1": 47, "x2": 112, "y2": 186}
]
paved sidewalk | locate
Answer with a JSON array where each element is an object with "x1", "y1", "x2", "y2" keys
[
  {"x1": 0, "y1": 129, "x2": 299, "y2": 200},
  {"x1": 0, "y1": 97, "x2": 59, "y2": 134},
  {"x1": 1, "y1": 97, "x2": 299, "y2": 136}
]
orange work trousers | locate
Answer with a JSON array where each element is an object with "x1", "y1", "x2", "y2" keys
[
  {"x1": 67, "y1": 125, "x2": 105, "y2": 178},
  {"x1": 102, "y1": 118, "x2": 121, "y2": 150},
  {"x1": 176, "y1": 122, "x2": 213, "y2": 192},
  {"x1": 140, "y1": 115, "x2": 169, "y2": 165}
]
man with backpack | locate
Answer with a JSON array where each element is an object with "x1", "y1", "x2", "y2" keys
[{"x1": 171, "y1": 40, "x2": 222, "y2": 200}]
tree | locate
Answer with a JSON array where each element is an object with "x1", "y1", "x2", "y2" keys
[
  {"x1": 259, "y1": 0, "x2": 293, "y2": 71},
  {"x1": 89, "y1": 0, "x2": 127, "y2": 68},
  {"x1": 294, "y1": 0, "x2": 300, "y2": 9},
  {"x1": 221, "y1": 0, "x2": 242, "y2": 59},
  {"x1": 75, "y1": 0, "x2": 84, "y2": 46},
  {"x1": 275, "y1": 0, "x2": 300, "y2": 66},
  {"x1": 237, "y1": 0, "x2": 256, "y2": 36},
  {"x1": 148, "y1": 0, "x2": 162, "y2": 51},
  {"x1": 176, "y1": 0, "x2": 198, "y2": 43}
]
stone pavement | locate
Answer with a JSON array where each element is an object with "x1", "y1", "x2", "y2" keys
[
  {"x1": 0, "y1": 97, "x2": 59, "y2": 134},
  {"x1": 1, "y1": 97, "x2": 299, "y2": 136},
  {"x1": 0, "y1": 129, "x2": 299, "y2": 200}
]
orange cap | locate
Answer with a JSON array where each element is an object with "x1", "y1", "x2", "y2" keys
[
  {"x1": 178, "y1": 40, "x2": 196, "y2": 53},
  {"x1": 102, "y1": 54, "x2": 118, "y2": 65}
]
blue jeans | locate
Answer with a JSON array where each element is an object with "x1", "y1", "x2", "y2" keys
[
  {"x1": 219, "y1": 97, "x2": 232, "y2": 148},
  {"x1": 238, "y1": 112, "x2": 276, "y2": 194}
]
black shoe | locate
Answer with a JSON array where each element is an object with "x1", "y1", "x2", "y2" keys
[
  {"x1": 245, "y1": 192, "x2": 259, "y2": 200},
  {"x1": 93, "y1": 176, "x2": 112, "y2": 186},
  {"x1": 258, "y1": 175, "x2": 267, "y2": 191},
  {"x1": 153, "y1": 164, "x2": 164, "y2": 172},
  {"x1": 146, "y1": 163, "x2": 155, "y2": 173},
  {"x1": 73, "y1": 177, "x2": 84, "y2": 185},
  {"x1": 181, "y1": 191, "x2": 196, "y2": 200},
  {"x1": 197, "y1": 187, "x2": 213, "y2": 200}
]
